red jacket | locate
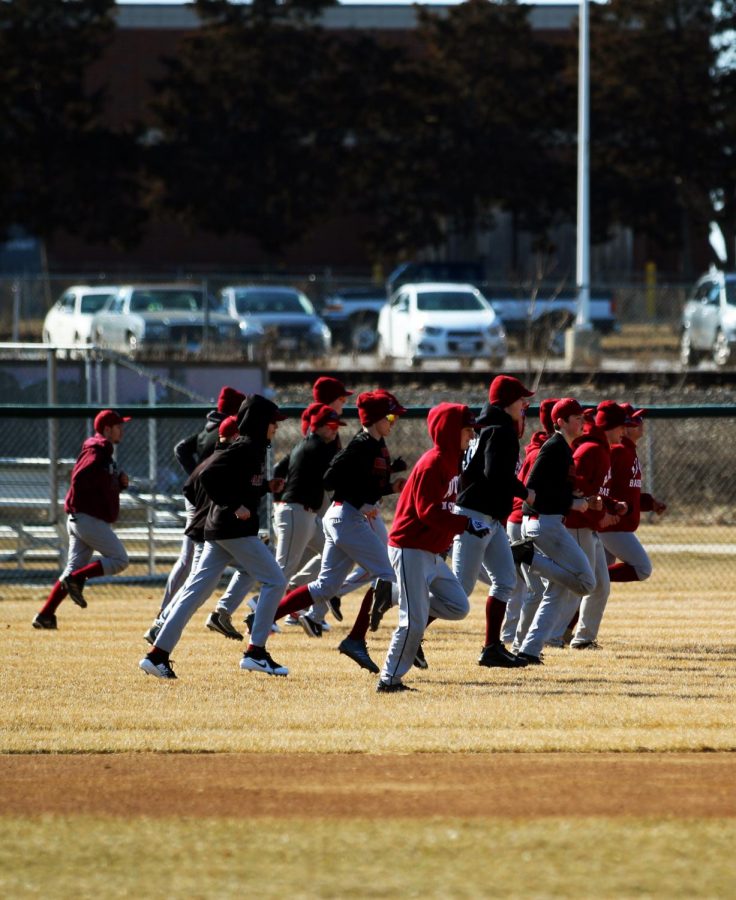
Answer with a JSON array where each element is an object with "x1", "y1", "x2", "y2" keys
[
  {"x1": 508, "y1": 430, "x2": 548, "y2": 524},
  {"x1": 389, "y1": 403, "x2": 469, "y2": 553},
  {"x1": 565, "y1": 425, "x2": 612, "y2": 530},
  {"x1": 64, "y1": 434, "x2": 123, "y2": 523},
  {"x1": 600, "y1": 436, "x2": 654, "y2": 532}
]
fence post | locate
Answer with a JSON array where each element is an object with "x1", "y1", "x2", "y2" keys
[
  {"x1": 47, "y1": 348, "x2": 58, "y2": 524},
  {"x1": 148, "y1": 379, "x2": 157, "y2": 576}
]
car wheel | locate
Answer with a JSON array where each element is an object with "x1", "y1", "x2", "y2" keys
[
  {"x1": 679, "y1": 330, "x2": 698, "y2": 367},
  {"x1": 350, "y1": 316, "x2": 378, "y2": 353},
  {"x1": 127, "y1": 332, "x2": 138, "y2": 355},
  {"x1": 713, "y1": 329, "x2": 732, "y2": 367}
]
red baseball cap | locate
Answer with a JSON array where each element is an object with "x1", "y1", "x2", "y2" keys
[
  {"x1": 218, "y1": 415, "x2": 239, "y2": 439},
  {"x1": 595, "y1": 400, "x2": 629, "y2": 430},
  {"x1": 94, "y1": 409, "x2": 131, "y2": 434},
  {"x1": 310, "y1": 405, "x2": 347, "y2": 430},
  {"x1": 373, "y1": 389, "x2": 408, "y2": 416},
  {"x1": 489, "y1": 375, "x2": 534, "y2": 408},
  {"x1": 313, "y1": 376, "x2": 353, "y2": 404},
  {"x1": 551, "y1": 398, "x2": 583, "y2": 423},
  {"x1": 539, "y1": 398, "x2": 558, "y2": 434}
]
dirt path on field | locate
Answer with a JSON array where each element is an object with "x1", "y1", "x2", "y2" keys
[{"x1": 2, "y1": 753, "x2": 736, "y2": 819}]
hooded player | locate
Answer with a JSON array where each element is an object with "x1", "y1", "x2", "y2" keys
[{"x1": 377, "y1": 403, "x2": 479, "y2": 692}]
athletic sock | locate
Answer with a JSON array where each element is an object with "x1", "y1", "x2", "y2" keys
[
  {"x1": 608, "y1": 561, "x2": 640, "y2": 582},
  {"x1": 40, "y1": 580, "x2": 68, "y2": 616},
  {"x1": 147, "y1": 647, "x2": 169, "y2": 665},
  {"x1": 273, "y1": 584, "x2": 312, "y2": 621},
  {"x1": 348, "y1": 586, "x2": 374, "y2": 642},
  {"x1": 70, "y1": 560, "x2": 104, "y2": 581},
  {"x1": 485, "y1": 595, "x2": 507, "y2": 646}
]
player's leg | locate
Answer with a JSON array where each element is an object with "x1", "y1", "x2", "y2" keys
[
  {"x1": 572, "y1": 531, "x2": 611, "y2": 648},
  {"x1": 602, "y1": 531, "x2": 653, "y2": 582}
]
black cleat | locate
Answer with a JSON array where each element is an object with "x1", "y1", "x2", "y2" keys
[
  {"x1": 143, "y1": 621, "x2": 161, "y2": 645},
  {"x1": 298, "y1": 614, "x2": 323, "y2": 638},
  {"x1": 62, "y1": 575, "x2": 87, "y2": 608},
  {"x1": 510, "y1": 538, "x2": 535, "y2": 567},
  {"x1": 338, "y1": 637, "x2": 379, "y2": 674},
  {"x1": 369, "y1": 580, "x2": 393, "y2": 632},
  {"x1": 244, "y1": 612, "x2": 255, "y2": 635},
  {"x1": 413, "y1": 642, "x2": 428, "y2": 670},
  {"x1": 516, "y1": 651, "x2": 543, "y2": 665},
  {"x1": 326, "y1": 596, "x2": 343, "y2": 622},
  {"x1": 32, "y1": 613, "x2": 57, "y2": 630},
  {"x1": 478, "y1": 642, "x2": 528, "y2": 668},
  {"x1": 376, "y1": 681, "x2": 416, "y2": 693},
  {"x1": 206, "y1": 610, "x2": 243, "y2": 641}
]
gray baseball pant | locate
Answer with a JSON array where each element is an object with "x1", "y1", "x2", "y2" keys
[
  {"x1": 501, "y1": 521, "x2": 528, "y2": 645},
  {"x1": 518, "y1": 516, "x2": 596, "y2": 659},
  {"x1": 154, "y1": 537, "x2": 284, "y2": 652},
  {"x1": 159, "y1": 498, "x2": 196, "y2": 611},
  {"x1": 600, "y1": 531, "x2": 653, "y2": 581},
  {"x1": 571, "y1": 528, "x2": 611, "y2": 646},
  {"x1": 380, "y1": 546, "x2": 470, "y2": 685},
  {"x1": 61, "y1": 512, "x2": 128, "y2": 579},
  {"x1": 451, "y1": 511, "x2": 516, "y2": 603},
  {"x1": 308, "y1": 502, "x2": 395, "y2": 602},
  {"x1": 158, "y1": 540, "x2": 205, "y2": 626}
]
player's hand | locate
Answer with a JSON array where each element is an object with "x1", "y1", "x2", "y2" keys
[
  {"x1": 234, "y1": 505, "x2": 251, "y2": 521},
  {"x1": 392, "y1": 478, "x2": 407, "y2": 494},
  {"x1": 571, "y1": 498, "x2": 588, "y2": 513},
  {"x1": 653, "y1": 498, "x2": 667, "y2": 514},
  {"x1": 525, "y1": 488, "x2": 536, "y2": 506},
  {"x1": 364, "y1": 508, "x2": 378, "y2": 520},
  {"x1": 391, "y1": 456, "x2": 408, "y2": 473},
  {"x1": 614, "y1": 501, "x2": 628, "y2": 515},
  {"x1": 268, "y1": 477, "x2": 285, "y2": 493},
  {"x1": 587, "y1": 495, "x2": 603, "y2": 511},
  {"x1": 118, "y1": 471, "x2": 129, "y2": 489},
  {"x1": 599, "y1": 512, "x2": 619, "y2": 529}
]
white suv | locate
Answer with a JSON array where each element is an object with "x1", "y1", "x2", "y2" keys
[
  {"x1": 42, "y1": 285, "x2": 118, "y2": 347},
  {"x1": 680, "y1": 270, "x2": 736, "y2": 367},
  {"x1": 377, "y1": 282, "x2": 507, "y2": 367}
]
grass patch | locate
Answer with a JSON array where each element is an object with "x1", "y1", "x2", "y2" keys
[
  {"x1": 2, "y1": 571, "x2": 736, "y2": 753},
  {"x1": 1, "y1": 816, "x2": 735, "y2": 898}
]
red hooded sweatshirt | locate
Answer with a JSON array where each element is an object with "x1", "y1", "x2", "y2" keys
[
  {"x1": 508, "y1": 430, "x2": 549, "y2": 525},
  {"x1": 64, "y1": 434, "x2": 123, "y2": 523},
  {"x1": 388, "y1": 403, "x2": 469, "y2": 553},
  {"x1": 600, "y1": 436, "x2": 654, "y2": 532},
  {"x1": 564, "y1": 424, "x2": 613, "y2": 531}
]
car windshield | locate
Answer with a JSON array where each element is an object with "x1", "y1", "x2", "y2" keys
[
  {"x1": 416, "y1": 291, "x2": 486, "y2": 312},
  {"x1": 234, "y1": 289, "x2": 314, "y2": 315},
  {"x1": 129, "y1": 290, "x2": 203, "y2": 313},
  {"x1": 80, "y1": 292, "x2": 116, "y2": 314}
]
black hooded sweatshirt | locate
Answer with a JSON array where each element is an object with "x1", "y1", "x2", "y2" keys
[
  {"x1": 456, "y1": 401, "x2": 527, "y2": 521},
  {"x1": 174, "y1": 409, "x2": 225, "y2": 475},
  {"x1": 200, "y1": 395, "x2": 279, "y2": 540}
]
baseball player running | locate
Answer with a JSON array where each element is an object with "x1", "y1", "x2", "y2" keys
[
  {"x1": 33, "y1": 409, "x2": 131, "y2": 629},
  {"x1": 139, "y1": 395, "x2": 288, "y2": 679},
  {"x1": 515, "y1": 398, "x2": 596, "y2": 664},
  {"x1": 451, "y1": 375, "x2": 534, "y2": 669},
  {"x1": 377, "y1": 403, "x2": 478, "y2": 692},
  {"x1": 601, "y1": 405, "x2": 666, "y2": 583},
  {"x1": 271, "y1": 391, "x2": 407, "y2": 670}
]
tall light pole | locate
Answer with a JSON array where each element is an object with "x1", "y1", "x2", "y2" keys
[{"x1": 575, "y1": 0, "x2": 591, "y2": 330}]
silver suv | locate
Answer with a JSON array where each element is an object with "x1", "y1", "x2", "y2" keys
[{"x1": 680, "y1": 270, "x2": 736, "y2": 367}]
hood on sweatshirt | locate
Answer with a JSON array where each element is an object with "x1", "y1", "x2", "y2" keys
[
  {"x1": 236, "y1": 394, "x2": 282, "y2": 444},
  {"x1": 427, "y1": 403, "x2": 474, "y2": 477}
]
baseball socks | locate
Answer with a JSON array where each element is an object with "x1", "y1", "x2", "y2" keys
[
  {"x1": 608, "y1": 562, "x2": 640, "y2": 582},
  {"x1": 484, "y1": 595, "x2": 507, "y2": 647},
  {"x1": 347, "y1": 586, "x2": 374, "y2": 642},
  {"x1": 273, "y1": 584, "x2": 313, "y2": 621},
  {"x1": 38, "y1": 580, "x2": 69, "y2": 617}
]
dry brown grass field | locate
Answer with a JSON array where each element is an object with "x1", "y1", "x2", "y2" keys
[{"x1": 2, "y1": 552, "x2": 736, "y2": 897}]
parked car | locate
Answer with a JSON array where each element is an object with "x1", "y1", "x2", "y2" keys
[
  {"x1": 680, "y1": 270, "x2": 736, "y2": 367},
  {"x1": 42, "y1": 285, "x2": 118, "y2": 346},
  {"x1": 377, "y1": 282, "x2": 507, "y2": 367},
  {"x1": 320, "y1": 286, "x2": 387, "y2": 352},
  {"x1": 219, "y1": 285, "x2": 331, "y2": 357},
  {"x1": 91, "y1": 284, "x2": 248, "y2": 356}
]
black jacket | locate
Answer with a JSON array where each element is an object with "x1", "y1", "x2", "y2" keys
[
  {"x1": 523, "y1": 431, "x2": 576, "y2": 516},
  {"x1": 323, "y1": 430, "x2": 393, "y2": 509},
  {"x1": 174, "y1": 409, "x2": 224, "y2": 475},
  {"x1": 456, "y1": 402, "x2": 527, "y2": 520},
  {"x1": 182, "y1": 443, "x2": 227, "y2": 542},
  {"x1": 200, "y1": 395, "x2": 279, "y2": 540},
  {"x1": 280, "y1": 433, "x2": 339, "y2": 510}
]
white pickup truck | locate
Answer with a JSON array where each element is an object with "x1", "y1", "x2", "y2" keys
[{"x1": 487, "y1": 286, "x2": 618, "y2": 355}]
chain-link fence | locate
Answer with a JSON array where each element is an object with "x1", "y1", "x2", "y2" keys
[{"x1": 1, "y1": 403, "x2": 734, "y2": 599}]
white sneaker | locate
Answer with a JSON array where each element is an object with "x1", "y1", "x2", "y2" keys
[
  {"x1": 139, "y1": 657, "x2": 177, "y2": 679},
  {"x1": 240, "y1": 650, "x2": 288, "y2": 676},
  {"x1": 271, "y1": 622, "x2": 282, "y2": 634},
  {"x1": 320, "y1": 620, "x2": 331, "y2": 632},
  {"x1": 283, "y1": 614, "x2": 302, "y2": 626}
]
